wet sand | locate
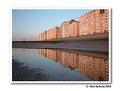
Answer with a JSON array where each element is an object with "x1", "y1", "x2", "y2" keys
[
  {"x1": 13, "y1": 40, "x2": 108, "y2": 53},
  {"x1": 13, "y1": 33, "x2": 109, "y2": 52}
]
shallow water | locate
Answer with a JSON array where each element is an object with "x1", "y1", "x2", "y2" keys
[{"x1": 12, "y1": 48, "x2": 109, "y2": 81}]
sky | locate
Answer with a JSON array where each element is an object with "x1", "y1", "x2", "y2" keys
[{"x1": 12, "y1": 9, "x2": 92, "y2": 41}]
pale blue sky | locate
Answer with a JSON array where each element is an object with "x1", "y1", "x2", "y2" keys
[{"x1": 12, "y1": 9, "x2": 92, "y2": 41}]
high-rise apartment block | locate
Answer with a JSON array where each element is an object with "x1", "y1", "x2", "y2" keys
[{"x1": 39, "y1": 9, "x2": 109, "y2": 41}]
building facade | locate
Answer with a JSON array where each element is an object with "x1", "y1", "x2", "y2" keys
[
  {"x1": 61, "y1": 21, "x2": 69, "y2": 38},
  {"x1": 47, "y1": 26, "x2": 60, "y2": 40},
  {"x1": 68, "y1": 20, "x2": 79, "y2": 37},
  {"x1": 39, "y1": 31, "x2": 47, "y2": 41},
  {"x1": 79, "y1": 9, "x2": 109, "y2": 36},
  {"x1": 39, "y1": 9, "x2": 109, "y2": 41}
]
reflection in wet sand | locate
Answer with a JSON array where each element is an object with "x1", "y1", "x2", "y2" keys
[{"x1": 38, "y1": 49, "x2": 109, "y2": 81}]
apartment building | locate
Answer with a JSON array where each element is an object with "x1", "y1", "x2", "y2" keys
[
  {"x1": 61, "y1": 21, "x2": 69, "y2": 38},
  {"x1": 47, "y1": 26, "x2": 60, "y2": 40},
  {"x1": 39, "y1": 9, "x2": 109, "y2": 41},
  {"x1": 79, "y1": 9, "x2": 109, "y2": 36},
  {"x1": 56, "y1": 27, "x2": 62, "y2": 39},
  {"x1": 68, "y1": 20, "x2": 79, "y2": 37},
  {"x1": 39, "y1": 31, "x2": 47, "y2": 41},
  {"x1": 47, "y1": 28, "x2": 56, "y2": 40}
]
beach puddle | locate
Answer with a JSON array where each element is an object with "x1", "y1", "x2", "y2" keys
[{"x1": 12, "y1": 48, "x2": 109, "y2": 81}]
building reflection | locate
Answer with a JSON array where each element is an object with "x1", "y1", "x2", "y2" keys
[{"x1": 38, "y1": 49, "x2": 109, "y2": 81}]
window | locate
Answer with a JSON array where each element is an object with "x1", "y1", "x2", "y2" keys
[{"x1": 100, "y1": 9, "x2": 105, "y2": 14}]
